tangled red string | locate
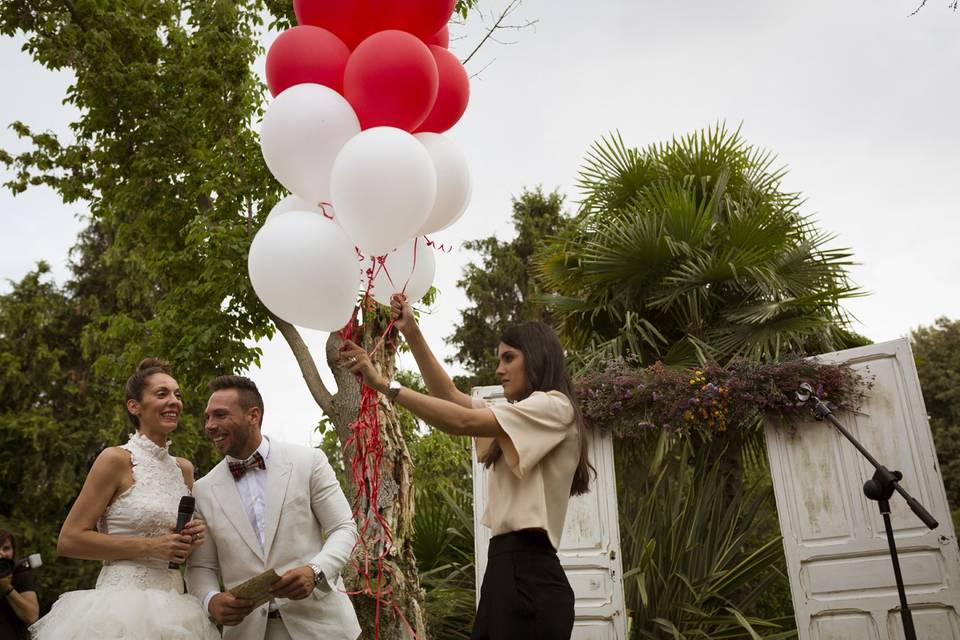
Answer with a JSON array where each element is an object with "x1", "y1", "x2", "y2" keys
[
  {"x1": 319, "y1": 201, "x2": 335, "y2": 220},
  {"x1": 336, "y1": 247, "x2": 420, "y2": 639},
  {"x1": 422, "y1": 234, "x2": 454, "y2": 253}
]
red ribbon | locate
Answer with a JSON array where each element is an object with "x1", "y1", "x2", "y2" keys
[
  {"x1": 336, "y1": 242, "x2": 421, "y2": 639},
  {"x1": 422, "y1": 234, "x2": 454, "y2": 253},
  {"x1": 319, "y1": 201, "x2": 335, "y2": 221}
]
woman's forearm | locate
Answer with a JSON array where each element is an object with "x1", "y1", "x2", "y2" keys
[
  {"x1": 374, "y1": 378, "x2": 499, "y2": 438},
  {"x1": 58, "y1": 528, "x2": 151, "y2": 562},
  {"x1": 400, "y1": 324, "x2": 464, "y2": 402}
]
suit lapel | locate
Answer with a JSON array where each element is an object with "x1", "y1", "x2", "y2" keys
[
  {"x1": 210, "y1": 462, "x2": 265, "y2": 562},
  {"x1": 262, "y1": 442, "x2": 293, "y2": 559}
]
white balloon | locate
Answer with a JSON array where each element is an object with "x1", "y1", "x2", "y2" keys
[
  {"x1": 331, "y1": 127, "x2": 437, "y2": 256},
  {"x1": 248, "y1": 211, "x2": 361, "y2": 331},
  {"x1": 368, "y1": 238, "x2": 436, "y2": 306},
  {"x1": 265, "y1": 195, "x2": 337, "y2": 225},
  {"x1": 260, "y1": 84, "x2": 360, "y2": 204},
  {"x1": 413, "y1": 133, "x2": 472, "y2": 235}
]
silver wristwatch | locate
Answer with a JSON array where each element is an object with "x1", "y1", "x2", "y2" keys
[
  {"x1": 307, "y1": 563, "x2": 324, "y2": 588},
  {"x1": 386, "y1": 379, "x2": 402, "y2": 402}
]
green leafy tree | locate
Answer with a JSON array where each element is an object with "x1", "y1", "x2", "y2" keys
[
  {"x1": 0, "y1": 264, "x2": 106, "y2": 604},
  {"x1": 446, "y1": 187, "x2": 572, "y2": 386},
  {"x1": 0, "y1": 0, "x2": 277, "y2": 403},
  {"x1": 536, "y1": 125, "x2": 866, "y2": 372},
  {"x1": 912, "y1": 318, "x2": 960, "y2": 520}
]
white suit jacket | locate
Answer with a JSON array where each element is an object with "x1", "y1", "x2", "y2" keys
[{"x1": 186, "y1": 441, "x2": 361, "y2": 640}]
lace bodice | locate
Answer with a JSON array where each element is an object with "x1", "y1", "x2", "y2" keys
[{"x1": 95, "y1": 433, "x2": 190, "y2": 591}]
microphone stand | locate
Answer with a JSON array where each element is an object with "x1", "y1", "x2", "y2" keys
[{"x1": 795, "y1": 383, "x2": 938, "y2": 640}]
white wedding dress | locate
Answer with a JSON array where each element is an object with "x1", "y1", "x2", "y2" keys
[{"x1": 30, "y1": 433, "x2": 220, "y2": 639}]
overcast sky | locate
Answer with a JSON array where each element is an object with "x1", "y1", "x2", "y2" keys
[{"x1": 2, "y1": 0, "x2": 958, "y2": 446}]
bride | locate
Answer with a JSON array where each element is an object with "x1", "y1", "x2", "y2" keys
[{"x1": 30, "y1": 358, "x2": 220, "y2": 639}]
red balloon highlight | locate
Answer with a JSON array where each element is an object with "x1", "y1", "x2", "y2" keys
[
  {"x1": 379, "y1": 0, "x2": 456, "y2": 40},
  {"x1": 415, "y1": 46, "x2": 469, "y2": 134},
  {"x1": 425, "y1": 25, "x2": 449, "y2": 48},
  {"x1": 266, "y1": 26, "x2": 350, "y2": 97},
  {"x1": 293, "y1": 0, "x2": 371, "y2": 49},
  {"x1": 344, "y1": 31, "x2": 440, "y2": 131}
]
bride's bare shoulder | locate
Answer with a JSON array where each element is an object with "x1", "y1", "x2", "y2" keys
[{"x1": 92, "y1": 446, "x2": 133, "y2": 476}]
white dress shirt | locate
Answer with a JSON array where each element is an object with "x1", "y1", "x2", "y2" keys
[
  {"x1": 232, "y1": 437, "x2": 270, "y2": 548},
  {"x1": 203, "y1": 437, "x2": 271, "y2": 614}
]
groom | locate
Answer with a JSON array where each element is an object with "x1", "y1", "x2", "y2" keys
[{"x1": 186, "y1": 375, "x2": 360, "y2": 640}]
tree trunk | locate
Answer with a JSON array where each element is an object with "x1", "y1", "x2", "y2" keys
[{"x1": 273, "y1": 313, "x2": 426, "y2": 639}]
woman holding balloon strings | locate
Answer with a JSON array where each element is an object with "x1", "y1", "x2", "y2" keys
[{"x1": 341, "y1": 294, "x2": 592, "y2": 639}]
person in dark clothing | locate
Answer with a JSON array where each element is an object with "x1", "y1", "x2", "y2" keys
[{"x1": 0, "y1": 530, "x2": 39, "y2": 640}]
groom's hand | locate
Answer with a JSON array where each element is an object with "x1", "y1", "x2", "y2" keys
[
  {"x1": 209, "y1": 593, "x2": 255, "y2": 626},
  {"x1": 269, "y1": 566, "x2": 315, "y2": 600}
]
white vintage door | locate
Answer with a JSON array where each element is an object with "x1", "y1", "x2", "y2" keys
[
  {"x1": 764, "y1": 338, "x2": 960, "y2": 639},
  {"x1": 471, "y1": 385, "x2": 627, "y2": 639}
]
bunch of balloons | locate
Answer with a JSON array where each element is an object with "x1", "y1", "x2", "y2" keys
[{"x1": 248, "y1": 0, "x2": 472, "y2": 331}]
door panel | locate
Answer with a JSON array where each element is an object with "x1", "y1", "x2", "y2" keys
[{"x1": 764, "y1": 339, "x2": 960, "y2": 639}]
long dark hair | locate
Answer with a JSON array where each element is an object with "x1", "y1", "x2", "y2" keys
[
  {"x1": 479, "y1": 321, "x2": 594, "y2": 496},
  {"x1": 123, "y1": 357, "x2": 173, "y2": 427}
]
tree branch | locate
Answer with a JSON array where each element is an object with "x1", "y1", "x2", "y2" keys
[
  {"x1": 269, "y1": 313, "x2": 336, "y2": 416},
  {"x1": 461, "y1": 0, "x2": 536, "y2": 67},
  {"x1": 469, "y1": 59, "x2": 496, "y2": 80},
  {"x1": 909, "y1": 0, "x2": 959, "y2": 14}
]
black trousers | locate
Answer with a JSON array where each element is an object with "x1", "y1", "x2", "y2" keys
[{"x1": 471, "y1": 529, "x2": 575, "y2": 640}]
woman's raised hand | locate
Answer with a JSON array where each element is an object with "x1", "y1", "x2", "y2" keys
[
  {"x1": 390, "y1": 294, "x2": 417, "y2": 334},
  {"x1": 339, "y1": 340, "x2": 386, "y2": 391}
]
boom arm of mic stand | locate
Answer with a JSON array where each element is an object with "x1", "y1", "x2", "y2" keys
[{"x1": 806, "y1": 393, "x2": 939, "y2": 531}]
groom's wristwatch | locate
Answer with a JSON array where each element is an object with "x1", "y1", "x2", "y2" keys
[{"x1": 307, "y1": 563, "x2": 325, "y2": 588}]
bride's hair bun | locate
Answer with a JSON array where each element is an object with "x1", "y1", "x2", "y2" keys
[{"x1": 136, "y1": 357, "x2": 171, "y2": 374}]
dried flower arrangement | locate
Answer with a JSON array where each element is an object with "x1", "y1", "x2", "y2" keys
[{"x1": 575, "y1": 358, "x2": 872, "y2": 438}]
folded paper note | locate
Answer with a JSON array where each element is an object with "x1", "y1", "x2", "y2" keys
[{"x1": 228, "y1": 568, "x2": 280, "y2": 608}]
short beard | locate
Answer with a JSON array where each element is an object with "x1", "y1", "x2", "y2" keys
[{"x1": 225, "y1": 430, "x2": 249, "y2": 459}]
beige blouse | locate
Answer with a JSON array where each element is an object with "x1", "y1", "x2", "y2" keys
[{"x1": 474, "y1": 390, "x2": 580, "y2": 550}]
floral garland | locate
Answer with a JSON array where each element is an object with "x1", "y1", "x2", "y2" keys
[{"x1": 575, "y1": 358, "x2": 872, "y2": 438}]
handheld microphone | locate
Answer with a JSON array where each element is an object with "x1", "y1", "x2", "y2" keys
[{"x1": 169, "y1": 495, "x2": 196, "y2": 570}]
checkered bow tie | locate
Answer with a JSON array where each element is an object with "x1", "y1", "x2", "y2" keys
[{"x1": 228, "y1": 451, "x2": 266, "y2": 480}]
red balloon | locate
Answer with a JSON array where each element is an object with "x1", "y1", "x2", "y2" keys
[
  {"x1": 379, "y1": 0, "x2": 456, "y2": 40},
  {"x1": 266, "y1": 26, "x2": 350, "y2": 97},
  {"x1": 415, "y1": 46, "x2": 469, "y2": 134},
  {"x1": 293, "y1": 0, "x2": 371, "y2": 49},
  {"x1": 425, "y1": 25, "x2": 449, "y2": 48},
  {"x1": 344, "y1": 31, "x2": 439, "y2": 131}
]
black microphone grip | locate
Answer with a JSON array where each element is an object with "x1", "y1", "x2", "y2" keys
[
  {"x1": 906, "y1": 496, "x2": 939, "y2": 530},
  {"x1": 169, "y1": 495, "x2": 196, "y2": 570}
]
